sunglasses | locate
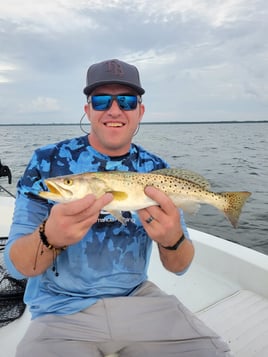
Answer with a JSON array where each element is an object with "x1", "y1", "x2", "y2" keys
[{"x1": 88, "y1": 95, "x2": 142, "y2": 111}]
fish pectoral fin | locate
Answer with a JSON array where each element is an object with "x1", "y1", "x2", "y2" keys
[
  {"x1": 109, "y1": 191, "x2": 128, "y2": 201},
  {"x1": 108, "y1": 210, "x2": 128, "y2": 225}
]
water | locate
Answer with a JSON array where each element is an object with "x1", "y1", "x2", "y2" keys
[{"x1": 1, "y1": 122, "x2": 267, "y2": 255}]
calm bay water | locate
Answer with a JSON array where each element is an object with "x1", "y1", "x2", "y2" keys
[{"x1": 1, "y1": 122, "x2": 267, "y2": 255}]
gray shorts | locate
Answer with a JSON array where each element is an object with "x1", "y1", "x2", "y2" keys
[{"x1": 16, "y1": 281, "x2": 232, "y2": 357}]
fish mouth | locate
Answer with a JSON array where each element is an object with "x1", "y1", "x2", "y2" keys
[
  {"x1": 42, "y1": 180, "x2": 73, "y2": 200},
  {"x1": 46, "y1": 182, "x2": 62, "y2": 195}
]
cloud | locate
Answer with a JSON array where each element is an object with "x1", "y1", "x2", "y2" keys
[
  {"x1": 19, "y1": 96, "x2": 61, "y2": 113},
  {"x1": 0, "y1": 63, "x2": 18, "y2": 83},
  {"x1": 0, "y1": 0, "x2": 267, "y2": 123}
]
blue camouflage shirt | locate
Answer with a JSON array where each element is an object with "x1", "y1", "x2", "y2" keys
[{"x1": 5, "y1": 135, "x2": 189, "y2": 319}]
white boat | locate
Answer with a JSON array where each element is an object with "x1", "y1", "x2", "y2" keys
[{"x1": 1, "y1": 195, "x2": 268, "y2": 357}]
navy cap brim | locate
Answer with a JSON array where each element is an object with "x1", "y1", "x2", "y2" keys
[{"x1": 83, "y1": 80, "x2": 145, "y2": 96}]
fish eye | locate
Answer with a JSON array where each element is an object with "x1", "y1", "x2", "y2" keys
[{"x1": 64, "y1": 178, "x2": 73, "y2": 186}]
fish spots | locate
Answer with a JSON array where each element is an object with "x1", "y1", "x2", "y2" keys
[{"x1": 38, "y1": 168, "x2": 251, "y2": 228}]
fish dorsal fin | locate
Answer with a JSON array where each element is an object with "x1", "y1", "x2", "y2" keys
[{"x1": 153, "y1": 168, "x2": 211, "y2": 190}]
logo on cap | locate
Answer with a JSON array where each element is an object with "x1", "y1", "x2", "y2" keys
[{"x1": 106, "y1": 60, "x2": 124, "y2": 77}]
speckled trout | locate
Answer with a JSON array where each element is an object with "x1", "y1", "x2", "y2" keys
[{"x1": 39, "y1": 168, "x2": 251, "y2": 228}]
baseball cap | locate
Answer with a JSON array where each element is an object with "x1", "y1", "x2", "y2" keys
[{"x1": 83, "y1": 59, "x2": 145, "y2": 96}]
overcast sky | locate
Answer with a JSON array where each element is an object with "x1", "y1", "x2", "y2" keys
[{"x1": 0, "y1": 0, "x2": 267, "y2": 124}]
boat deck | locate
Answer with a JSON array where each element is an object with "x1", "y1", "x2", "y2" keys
[
  {"x1": 147, "y1": 230, "x2": 268, "y2": 356},
  {"x1": 198, "y1": 289, "x2": 268, "y2": 356}
]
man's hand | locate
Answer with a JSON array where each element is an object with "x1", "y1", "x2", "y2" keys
[
  {"x1": 45, "y1": 193, "x2": 114, "y2": 248},
  {"x1": 138, "y1": 186, "x2": 183, "y2": 247},
  {"x1": 10, "y1": 193, "x2": 114, "y2": 276},
  {"x1": 138, "y1": 186, "x2": 194, "y2": 273}
]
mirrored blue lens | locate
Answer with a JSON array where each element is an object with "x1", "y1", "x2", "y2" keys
[{"x1": 90, "y1": 95, "x2": 138, "y2": 111}]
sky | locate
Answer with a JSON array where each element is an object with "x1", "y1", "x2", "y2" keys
[{"x1": 0, "y1": 0, "x2": 267, "y2": 124}]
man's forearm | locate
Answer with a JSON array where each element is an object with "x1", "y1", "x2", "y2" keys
[
  {"x1": 10, "y1": 229, "x2": 57, "y2": 277},
  {"x1": 158, "y1": 239, "x2": 194, "y2": 273}
]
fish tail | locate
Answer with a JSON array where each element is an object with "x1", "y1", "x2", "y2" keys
[{"x1": 221, "y1": 191, "x2": 251, "y2": 228}]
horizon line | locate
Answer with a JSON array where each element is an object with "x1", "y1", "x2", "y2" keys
[{"x1": 0, "y1": 120, "x2": 267, "y2": 126}]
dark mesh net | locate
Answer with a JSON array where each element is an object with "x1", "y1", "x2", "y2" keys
[{"x1": 0, "y1": 238, "x2": 27, "y2": 327}]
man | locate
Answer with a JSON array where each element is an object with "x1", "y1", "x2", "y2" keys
[{"x1": 5, "y1": 59, "x2": 231, "y2": 356}]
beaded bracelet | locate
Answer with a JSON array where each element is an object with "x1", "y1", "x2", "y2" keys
[
  {"x1": 160, "y1": 233, "x2": 186, "y2": 251},
  {"x1": 39, "y1": 220, "x2": 66, "y2": 252}
]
